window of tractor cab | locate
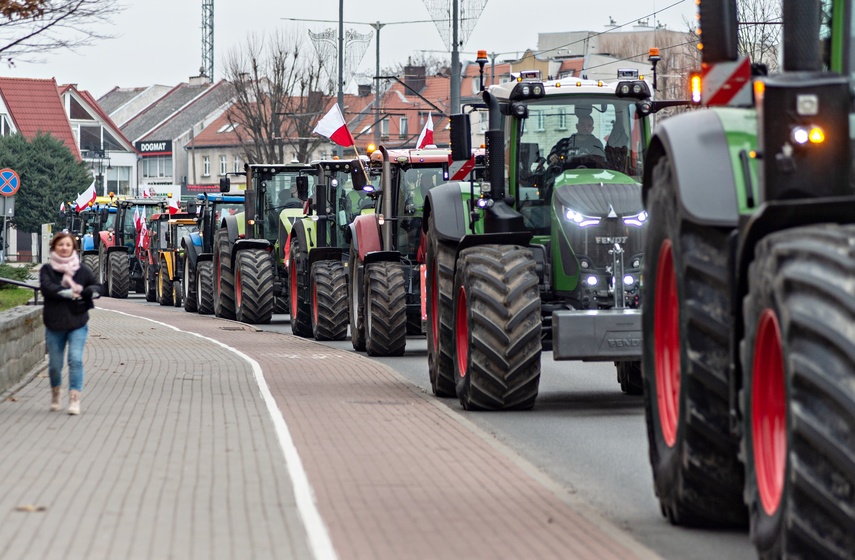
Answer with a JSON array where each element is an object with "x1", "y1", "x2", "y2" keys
[
  {"x1": 261, "y1": 172, "x2": 317, "y2": 213},
  {"x1": 516, "y1": 97, "x2": 643, "y2": 183}
]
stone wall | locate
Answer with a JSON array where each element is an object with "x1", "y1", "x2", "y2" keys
[{"x1": 0, "y1": 306, "x2": 44, "y2": 394}]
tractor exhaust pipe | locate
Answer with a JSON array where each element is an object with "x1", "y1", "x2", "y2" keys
[{"x1": 783, "y1": 0, "x2": 822, "y2": 72}]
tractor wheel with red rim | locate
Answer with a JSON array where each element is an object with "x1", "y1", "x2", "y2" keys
[
  {"x1": 453, "y1": 245, "x2": 540, "y2": 411},
  {"x1": 641, "y1": 156, "x2": 746, "y2": 527},
  {"x1": 742, "y1": 225, "x2": 855, "y2": 559},
  {"x1": 425, "y1": 212, "x2": 456, "y2": 397}
]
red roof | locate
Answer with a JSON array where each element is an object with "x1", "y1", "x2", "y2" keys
[
  {"x1": 58, "y1": 84, "x2": 136, "y2": 153},
  {"x1": 0, "y1": 77, "x2": 80, "y2": 158}
]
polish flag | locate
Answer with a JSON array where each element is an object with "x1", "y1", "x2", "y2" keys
[
  {"x1": 312, "y1": 104, "x2": 354, "y2": 147},
  {"x1": 138, "y1": 216, "x2": 148, "y2": 248},
  {"x1": 133, "y1": 208, "x2": 141, "y2": 230},
  {"x1": 74, "y1": 184, "x2": 97, "y2": 211},
  {"x1": 416, "y1": 113, "x2": 434, "y2": 149},
  {"x1": 60, "y1": 202, "x2": 65, "y2": 212},
  {"x1": 168, "y1": 197, "x2": 180, "y2": 215}
]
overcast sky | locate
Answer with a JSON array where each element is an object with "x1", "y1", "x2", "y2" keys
[{"x1": 4, "y1": 0, "x2": 696, "y2": 99}]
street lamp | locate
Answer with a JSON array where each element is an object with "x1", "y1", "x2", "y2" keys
[{"x1": 86, "y1": 147, "x2": 111, "y2": 197}]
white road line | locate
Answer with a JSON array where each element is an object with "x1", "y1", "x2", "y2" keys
[{"x1": 103, "y1": 309, "x2": 338, "y2": 560}]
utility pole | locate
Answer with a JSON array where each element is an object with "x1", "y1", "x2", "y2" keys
[
  {"x1": 202, "y1": 0, "x2": 214, "y2": 81},
  {"x1": 450, "y1": 0, "x2": 460, "y2": 114}
]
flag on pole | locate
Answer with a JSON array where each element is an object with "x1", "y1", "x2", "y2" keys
[
  {"x1": 133, "y1": 208, "x2": 141, "y2": 231},
  {"x1": 168, "y1": 196, "x2": 180, "y2": 215},
  {"x1": 416, "y1": 113, "x2": 434, "y2": 149},
  {"x1": 138, "y1": 216, "x2": 148, "y2": 248},
  {"x1": 74, "y1": 184, "x2": 97, "y2": 211},
  {"x1": 60, "y1": 202, "x2": 65, "y2": 212},
  {"x1": 312, "y1": 104, "x2": 354, "y2": 147}
]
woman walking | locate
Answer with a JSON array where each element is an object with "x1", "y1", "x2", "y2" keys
[{"x1": 39, "y1": 232, "x2": 103, "y2": 415}]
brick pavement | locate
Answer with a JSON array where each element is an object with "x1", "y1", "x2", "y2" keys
[{"x1": 0, "y1": 297, "x2": 661, "y2": 560}]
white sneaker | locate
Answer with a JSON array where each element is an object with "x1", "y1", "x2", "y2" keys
[{"x1": 50, "y1": 387, "x2": 61, "y2": 412}]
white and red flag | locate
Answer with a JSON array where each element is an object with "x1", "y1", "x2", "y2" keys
[
  {"x1": 138, "y1": 216, "x2": 148, "y2": 248},
  {"x1": 133, "y1": 208, "x2": 141, "y2": 231},
  {"x1": 60, "y1": 202, "x2": 65, "y2": 212},
  {"x1": 416, "y1": 113, "x2": 434, "y2": 149},
  {"x1": 312, "y1": 104, "x2": 354, "y2": 147},
  {"x1": 168, "y1": 196, "x2": 180, "y2": 215},
  {"x1": 74, "y1": 184, "x2": 97, "y2": 211}
]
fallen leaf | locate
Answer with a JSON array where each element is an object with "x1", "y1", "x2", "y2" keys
[{"x1": 5, "y1": 396, "x2": 18, "y2": 402}]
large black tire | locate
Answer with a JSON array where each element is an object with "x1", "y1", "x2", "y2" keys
[
  {"x1": 641, "y1": 156, "x2": 746, "y2": 527},
  {"x1": 214, "y1": 229, "x2": 236, "y2": 319},
  {"x1": 98, "y1": 244, "x2": 109, "y2": 292},
  {"x1": 107, "y1": 251, "x2": 129, "y2": 299},
  {"x1": 183, "y1": 257, "x2": 198, "y2": 312},
  {"x1": 144, "y1": 262, "x2": 157, "y2": 302},
  {"x1": 453, "y1": 245, "x2": 541, "y2": 411},
  {"x1": 158, "y1": 257, "x2": 174, "y2": 306},
  {"x1": 196, "y1": 260, "x2": 214, "y2": 315},
  {"x1": 425, "y1": 212, "x2": 456, "y2": 397},
  {"x1": 289, "y1": 235, "x2": 312, "y2": 337},
  {"x1": 311, "y1": 260, "x2": 349, "y2": 341},
  {"x1": 82, "y1": 254, "x2": 98, "y2": 276},
  {"x1": 617, "y1": 361, "x2": 643, "y2": 395},
  {"x1": 741, "y1": 225, "x2": 855, "y2": 560},
  {"x1": 364, "y1": 261, "x2": 407, "y2": 356},
  {"x1": 348, "y1": 244, "x2": 366, "y2": 351},
  {"x1": 273, "y1": 296, "x2": 289, "y2": 314},
  {"x1": 172, "y1": 281, "x2": 182, "y2": 308},
  {"x1": 234, "y1": 249, "x2": 275, "y2": 324}
]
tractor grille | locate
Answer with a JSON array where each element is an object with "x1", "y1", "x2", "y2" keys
[{"x1": 564, "y1": 218, "x2": 645, "y2": 270}]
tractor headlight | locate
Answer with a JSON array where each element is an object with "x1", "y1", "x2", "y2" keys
[
  {"x1": 586, "y1": 276, "x2": 598, "y2": 286},
  {"x1": 563, "y1": 206, "x2": 600, "y2": 227},
  {"x1": 623, "y1": 275, "x2": 634, "y2": 286},
  {"x1": 623, "y1": 210, "x2": 648, "y2": 227}
]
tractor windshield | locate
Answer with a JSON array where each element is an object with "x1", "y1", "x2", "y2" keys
[
  {"x1": 515, "y1": 96, "x2": 645, "y2": 233},
  {"x1": 396, "y1": 165, "x2": 445, "y2": 257}
]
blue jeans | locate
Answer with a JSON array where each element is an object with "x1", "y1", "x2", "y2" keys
[{"x1": 45, "y1": 325, "x2": 88, "y2": 392}]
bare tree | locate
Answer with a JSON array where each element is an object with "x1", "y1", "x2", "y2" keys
[
  {"x1": 737, "y1": 0, "x2": 781, "y2": 71},
  {"x1": 224, "y1": 30, "x2": 335, "y2": 164},
  {"x1": 0, "y1": 0, "x2": 122, "y2": 62}
]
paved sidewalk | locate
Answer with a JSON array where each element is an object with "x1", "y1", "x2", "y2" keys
[{"x1": 0, "y1": 298, "x2": 661, "y2": 560}]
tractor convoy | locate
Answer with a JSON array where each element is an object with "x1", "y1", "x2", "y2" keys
[{"x1": 75, "y1": 2, "x2": 855, "y2": 553}]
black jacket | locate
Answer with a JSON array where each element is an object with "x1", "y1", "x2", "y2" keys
[{"x1": 39, "y1": 262, "x2": 104, "y2": 332}]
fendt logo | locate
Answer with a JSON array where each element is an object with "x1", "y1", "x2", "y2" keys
[
  {"x1": 596, "y1": 236, "x2": 628, "y2": 244},
  {"x1": 607, "y1": 337, "x2": 641, "y2": 348}
]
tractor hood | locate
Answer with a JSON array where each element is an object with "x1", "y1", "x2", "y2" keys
[{"x1": 552, "y1": 170, "x2": 643, "y2": 217}]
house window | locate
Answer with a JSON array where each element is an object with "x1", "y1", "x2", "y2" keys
[
  {"x1": 142, "y1": 156, "x2": 172, "y2": 179},
  {"x1": 399, "y1": 116, "x2": 408, "y2": 137},
  {"x1": 233, "y1": 155, "x2": 241, "y2": 173},
  {"x1": 535, "y1": 110, "x2": 545, "y2": 131},
  {"x1": 219, "y1": 155, "x2": 227, "y2": 176},
  {"x1": 381, "y1": 118, "x2": 389, "y2": 137},
  {"x1": 203, "y1": 156, "x2": 210, "y2": 177},
  {"x1": 557, "y1": 108, "x2": 567, "y2": 131}
]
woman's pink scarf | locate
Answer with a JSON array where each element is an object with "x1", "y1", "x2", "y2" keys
[{"x1": 50, "y1": 251, "x2": 83, "y2": 296}]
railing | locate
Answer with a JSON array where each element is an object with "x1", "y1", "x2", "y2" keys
[{"x1": 0, "y1": 277, "x2": 40, "y2": 305}]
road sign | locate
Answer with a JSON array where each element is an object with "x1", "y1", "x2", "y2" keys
[{"x1": 0, "y1": 168, "x2": 20, "y2": 197}]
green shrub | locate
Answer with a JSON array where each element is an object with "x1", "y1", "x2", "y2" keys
[{"x1": 0, "y1": 264, "x2": 35, "y2": 290}]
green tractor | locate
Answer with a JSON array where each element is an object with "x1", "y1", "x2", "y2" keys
[
  {"x1": 288, "y1": 158, "x2": 373, "y2": 340},
  {"x1": 214, "y1": 164, "x2": 313, "y2": 324},
  {"x1": 424, "y1": 65, "x2": 675, "y2": 409},
  {"x1": 640, "y1": 1, "x2": 855, "y2": 557}
]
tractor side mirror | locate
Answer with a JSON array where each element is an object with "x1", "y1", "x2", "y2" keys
[
  {"x1": 219, "y1": 177, "x2": 231, "y2": 193},
  {"x1": 295, "y1": 175, "x2": 309, "y2": 200},
  {"x1": 450, "y1": 113, "x2": 472, "y2": 161},
  {"x1": 100, "y1": 208, "x2": 109, "y2": 222},
  {"x1": 186, "y1": 199, "x2": 197, "y2": 215}
]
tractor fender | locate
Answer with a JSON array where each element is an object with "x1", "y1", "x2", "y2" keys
[
  {"x1": 364, "y1": 250, "x2": 401, "y2": 265},
  {"x1": 222, "y1": 215, "x2": 240, "y2": 244},
  {"x1": 182, "y1": 235, "x2": 199, "y2": 269},
  {"x1": 232, "y1": 238, "x2": 272, "y2": 269},
  {"x1": 423, "y1": 182, "x2": 469, "y2": 243},
  {"x1": 351, "y1": 213, "x2": 381, "y2": 261},
  {"x1": 161, "y1": 253, "x2": 175, "y2": 280},
  {"x1": 643, "y1": 110, "x2": 740, "y2": 227},
  {"x1": 290, "y1": 220, "x2": 310, "y2": 257},
  {"x1": 81, "y1": 234, "x2": 95, "y2": 252},
  {"x1": 107, "y1": 245, "x2": 129, "y2": 255},
  {"x1": 308, "y1": 247, "x2": 344, "y2": 267}
]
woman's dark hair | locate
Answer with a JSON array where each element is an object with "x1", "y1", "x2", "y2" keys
[{"x1": 50, "y1": 231, "x2": 79, "y2": 252}]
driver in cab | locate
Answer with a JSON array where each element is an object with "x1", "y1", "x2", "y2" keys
[{"x1": 547, "y1": 114, "x2": 605, "y2": 165}]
